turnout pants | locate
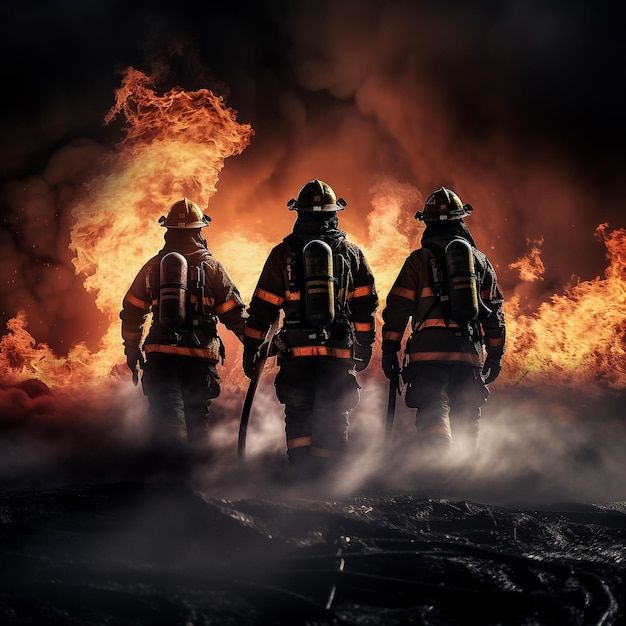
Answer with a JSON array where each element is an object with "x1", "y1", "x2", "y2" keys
[
  {"x1": 404, "y1": 363, "x2": 489, "y2": 451},
  {"x1": 275, "y1": 357, "x2": 360, "y2": 470},
  {"x1": 141, "y1": 353, "x2": 221, "y2": 443}
]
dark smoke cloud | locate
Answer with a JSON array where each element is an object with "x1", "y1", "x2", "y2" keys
[
  {"x1": 0, "y1": 1, "x2": 625, "y2": 502},
  {"x1": 1, "y1": 0, "x2": 625, "y2": 343}
]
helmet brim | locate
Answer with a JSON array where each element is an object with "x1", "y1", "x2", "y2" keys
[{"x1": 290, "y1": 204, "x2": 344, "y2": 212}]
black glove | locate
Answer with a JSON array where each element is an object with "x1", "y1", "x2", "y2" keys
[
  {"x1": 354, "y1": 344, "x2": 372, "y2": 372},
  {"x1": 243, "y1": 347, "x2": 259, "y2": 379},
  {"x1": 126, "y1": 349, "x2": 141, "y2": 375},
  {"x1": 125, "y1": 348, "x2": 144, "y2": 385},
  {"x1": 482, "y1": 352, "x2": 502, "y2": 384},
  {"x1": 382, "y1": 350, "x2": 400, "y2": 380}
]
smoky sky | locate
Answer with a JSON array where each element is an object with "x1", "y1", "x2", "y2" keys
[
  {"x1": 1, "y1": 0, "x2": 625, "y2": 350},
  {"x1": 2, "y1": 0, "x2": 624, "y2": 180}
]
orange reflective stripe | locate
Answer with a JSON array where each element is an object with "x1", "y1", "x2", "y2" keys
[
  {"x1": 409, "y1": 351, "x2": 481, "y2": 366},
  {"x1": 287, "y1": 436, "x2": 312, "y2": 449},
  {"x1": 311, "y1": 447, "x2": 334, "y2": 458},
  {"x1": 383, "y1": 330, "x2": 403, "y2": 341},
  {"x1": 421, "y1": 287, "x2": 436, "y2": 297},
  {"x1": 255, "y1": 288, "x2": 284, "y2": 306},
  {"x1": 390, "y1": 286, "x2": 416, "y2": 301},
  {"x1": 285, "y1": 291, "x2": 301, "y2": 301},
  {"x1": 419, "y1": 424, "x2": 452, "y2": 440},
  {"x1": 244, "y1": 326, "x2": 266, "y2": 340},
  {"x1": 487, "y1": 336, "x2": 504, "y2": 347},
  {"x1": 122, "y1": 330, "x2": 142, "y2": 340},
  {"x1": 354, "y1": 321, "x2": 374, "y2": 332},
  {"x1": 349, "y1": 285, "x2": 373, "y2": 299},
  {"x1": 214, "y1": 298, "x2": 239, "y2": 315},
  {"x1": 124, "y1": 292, "x2": 151, "y2": 310},
  {"x1": 144, "y1": 344, "x2": 220, "y2": 360},
  {"x1": 291, "y1": 346, "x2": 353, "y2": 359},
  {"x1": 417, "y1": 318, "x2": 459, "y2": 330}
]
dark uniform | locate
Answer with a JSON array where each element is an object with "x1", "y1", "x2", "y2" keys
[
  {"x1": 243, "y1": 180, "x2": 378, "y2": 473},
  {"x1": 120, "y1": 198, "x2": 246, "y2": 443},
  {"x1": 381, "y1": 188, "x2": 505, "y2": 451}
]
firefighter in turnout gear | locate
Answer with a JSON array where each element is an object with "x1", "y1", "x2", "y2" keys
[
  {"x1": 381, "y1": 187, "x2": 505, "y2": 453},
  {"x1": 120, "y1": 198, "x2": 247, "y2": 443},
  {"x1": 243, "y1": 180, "x2": 378, "y2": 477}
]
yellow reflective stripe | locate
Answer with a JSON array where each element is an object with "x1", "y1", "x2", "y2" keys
[
  {"x1": 383, "y1": 330, "x2": 403, "y2": 341},
  {"x1": 390, "y1": 286, "x2": 416, "y2": 301},
  {"x1": 244, "y1": 326, "x2": 267, "y2": 340},
  {"x1": 417, "y1": 318, "x2": 459, "y2": 330},
  {"x1": 409, "y1": 351, "x2": 481, "y2": 366},
  {"x1": 354, "y1": 321, "x2": 374, "y2": 332},
  {"x1": 487, "y1": 336, "x2": 504, "y2": 347},
  {"x1": 349, "y1": 285, "x2": 373, "y2": 299},
  {"x1": 291, "y1": 346, "x2": 353, "y2": 359},
  {"x1": 287, "y1": 436, "x2": 312, "y2": 449},
  {"x1": 255, "y1": 288, "x2": 284, "y2": 306},
  {"x1": 421, "y1": 287, "x2": 436, "y2": 297},
  {"x1": 144, "y1": 344, "x2": 220, "y2": 360},
  {"x1": 124, "y1": 292, "x2": 151, "y2": 310},
  {"x1": 285, "y1": 291, "x2": 301, "y2": 301},
  {"x1": 214, "y1": 298, "x2": 239, "y2": 315}
]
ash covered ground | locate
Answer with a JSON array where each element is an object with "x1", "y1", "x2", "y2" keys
[
  {"x1": 0, "y1": 382, "x2": 624, "y2": 625},
  {"x1": 0, "y1": 481, "x2": 624, "y2": 625}
]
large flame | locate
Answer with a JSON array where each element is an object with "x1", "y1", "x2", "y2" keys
[
  {"x1": 505, "y1": 224, "x2": 626, "y2": 388},
  {"x1": 0, "y1": 69, "x2": 255, "y2": 387},
  {"x1": 0, "y1": 70, "x2": 625, "y2": 392}
]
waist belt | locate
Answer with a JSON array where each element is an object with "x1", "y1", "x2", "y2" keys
[
  {"x1": 414, "y1": 318, "x2": 459, "y2": 331},
  {"x1": 144, "y1": 343, "x2": 221, "y2": 360},
  {"x1": 291, "y1": 346, "x2": 353, "y2": 359},
  {"x1": 408, "y1": 351, "x2": 481, "y2": 366}
]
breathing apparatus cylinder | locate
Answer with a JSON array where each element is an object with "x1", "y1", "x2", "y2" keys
[
  {"x1": 303, "y1": 240, "x2": 335, "y2": 328},
  {"x1": 445, "y1": 239, "x2": 479, "y2": 323},
  {"x1": 159, "y1": 252, "x2": 188, "y2": 331}
]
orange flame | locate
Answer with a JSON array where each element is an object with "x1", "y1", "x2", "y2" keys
[
  {"x1": 509, "y1": 238, "x2": 545, "y2": 282},
  {"x1": 0, "y1": 71, "x2": 625, "y2": 393},
  {"x1": 505, "y1": 224, "x2": 626, "y2": 388},
  {"x1": 1, "y1": 68, "x2": 254, "y2": 387}
]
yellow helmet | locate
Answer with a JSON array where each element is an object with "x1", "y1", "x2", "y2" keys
[{"x1": 158, "y1": 198, "x2": 211, "y2": 229}]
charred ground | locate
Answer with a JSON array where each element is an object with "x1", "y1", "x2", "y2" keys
[{"x1": 0, "y1": 480, "x2": 624, "y2": 625}]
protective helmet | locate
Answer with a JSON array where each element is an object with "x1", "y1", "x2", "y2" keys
[
  {"x1": 415, "y1": 187, "x2": 473, "y2": 222},
  {"x1": 158, "y1": 198, "x2": 211, "y2": 229},
  {"x1": 287, "y1": 179, "x2": 347, "y2": 212}
]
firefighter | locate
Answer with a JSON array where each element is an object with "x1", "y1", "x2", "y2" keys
[
  {"x1": 120, "y1": 198, "x2": 247, "y2": 444},
  {"x1": 381, "y1": 188, "x2": 505, "y2": 454},
  {"x1": 243, "y1": 180, "x2": 378, "y2": 477}
]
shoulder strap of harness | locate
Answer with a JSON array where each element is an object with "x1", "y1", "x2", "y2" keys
[{"x1": 421, "y1": 241, "x2": 451, "y2": 327}]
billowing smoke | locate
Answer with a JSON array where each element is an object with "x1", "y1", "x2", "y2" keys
[{"x1": 0, "y1": 1, "x2": 624, "y2": 499}]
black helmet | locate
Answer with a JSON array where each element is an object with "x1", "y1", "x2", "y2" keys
[
  {"x1": 158, "y1": 198, "x2": 211, "y2": 229},
  {"x1": 415, "y1": 187, "x2": 473, "y2": 222},
  {"x1": 287, "y1": 179, "x2": 347, "y2": 212}
]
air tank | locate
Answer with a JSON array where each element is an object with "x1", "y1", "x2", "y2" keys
[
  {"x1": 445, "y1": 238, "x2": 479, "y2": 323},
  {"x1": 159, "y1": 252, "x2": 188, "y2": 331},
  {"x1": 303, "y1": 240, "x2": 335, "y2": 328}
]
